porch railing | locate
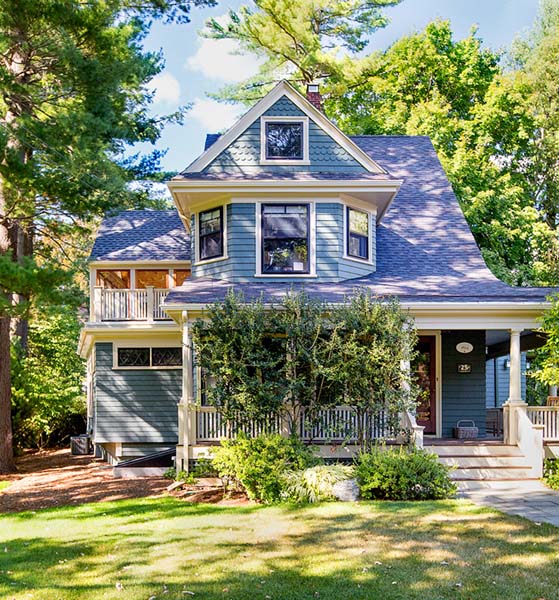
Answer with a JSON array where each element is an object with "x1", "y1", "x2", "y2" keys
[
  {"x1": 196, "y1": 405, "x2": 397, "y2": 444},
  {"x1": 527, "y1": 406, "x2": 559, "y2": 441},
  {"x1": 92, "y1": 287, "x2": 171, "y2": 322}
]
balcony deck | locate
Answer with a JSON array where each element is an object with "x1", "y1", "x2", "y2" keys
[{"x1": 92, "y1": 287, "x2": 171, "y2": 322}]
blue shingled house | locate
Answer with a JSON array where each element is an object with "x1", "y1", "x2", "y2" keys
[{"x1": 79, "y1": 81, "x2": 559, "y2": 485}]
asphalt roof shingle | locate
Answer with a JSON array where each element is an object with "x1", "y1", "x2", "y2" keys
[
  {"x1": 165, "y1": 135, "x2": 556, "y2": 305},
  {"x1": 90, "y1": 210, "x2": 190, "y2": 262}
]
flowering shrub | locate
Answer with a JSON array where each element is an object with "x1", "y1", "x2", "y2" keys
[{"x1": 356, "y1": 446, "x2": 457, "y2": 500}]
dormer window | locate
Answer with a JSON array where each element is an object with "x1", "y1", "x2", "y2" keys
[
  {"x1": 199, "y1": 207, "x2": 223, "y2": 261},
  {"x1": 260, "y1": 116, "x2": 309, "y2": 165},
  {"x1": 347, "y1": 207, "x2": 370, "y2": 261}
]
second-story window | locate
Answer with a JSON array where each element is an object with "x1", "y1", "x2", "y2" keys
[
  {"x1": 347, "y1": 207, "x2": 369, "y2": 261},
  {"x1": 199, "y1": 207, "x2": 223, "y2": 261},
  {"x1": 262, "y1": 204, "x2": 309, "y2": 274}
]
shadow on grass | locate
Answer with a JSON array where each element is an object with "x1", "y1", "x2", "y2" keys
[{"x1": 0, "y1": 499, "x2": 558, "y2": 600}]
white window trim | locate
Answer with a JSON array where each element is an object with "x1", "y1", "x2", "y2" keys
[
  {"x1": 194, "y1": 205, "x2": 228, "y2": 266},
  {"x1": 343, "y1": 204, "x2": 374, "y2": 266},
  {"x1": 112, "y1": 341, "x2": 183, "y2": 370},
  {"x1": 255, "y1": 200, "x2": 317, "y2": 278},
  {"x1": 260, "y1": 116, "x2": 310, "y2": 165}
]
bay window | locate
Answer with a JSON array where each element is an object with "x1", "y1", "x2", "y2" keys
[
  {"x1": 347, "y1": 207, "x2": 369, "y2": 261},
  {"x1": 262, "y1": 204, "x2": 309, "y2": 274}
]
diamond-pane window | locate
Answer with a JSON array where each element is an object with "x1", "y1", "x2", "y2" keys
[
  {"x1": 265, "y1": 122, "x2": 303, "y2": 160},
  {"x1": 152, "y1": 347, "x2": 182, "y2": 367},
  {"x1": 117, "y1": 347, "x2": 150, "y2": 367}
]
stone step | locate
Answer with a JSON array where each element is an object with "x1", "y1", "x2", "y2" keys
[
  {"x1": 456, "y1": 479, "x2": 546, "y2": 492},
  {"x1": 428, "y1": 445, "x2": 523, "y2": 457},
  {"x1": 451, "y1": 467, "x2": 536, "y2": 481},
  {"x1": 439, "y1": 456, "x2": 530, "y2": 469}
]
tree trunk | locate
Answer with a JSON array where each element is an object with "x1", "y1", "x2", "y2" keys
[
  {"x1": 0, "y1": 315, "x2": 15, "y2": 473},
  {"x1": 0, "y1": 176, "x2": 16, "y2": 473}
]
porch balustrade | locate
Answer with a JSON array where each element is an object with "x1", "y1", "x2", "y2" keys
[
  {"x1": 527, "y1": 406, "x2": 559, "y2": 441},
  {"x1": 195, "y1": 405, "x2": 398, "y2": 444},
  {"x1": 92, "y1": 287, "x2": 171, "y2": 322}
]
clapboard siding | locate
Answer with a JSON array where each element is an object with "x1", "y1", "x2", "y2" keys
[
  {"x1": 94, "y1": 343, "x2": 180, "y2": 444},
  {"x1": 485, "y1": 353, "x2": 527, "y2": 408},
  {"x1": 191, "y1": 201, "x2": 376, "y2": 283},
  {"x1": 441, "y1": 331, "x2": 486, "y2": 437},
  {"x1": 204, "y1": 97, "x2": 367, "y2": 174}
]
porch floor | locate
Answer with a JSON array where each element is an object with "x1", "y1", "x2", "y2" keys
[{"x1": 424, "y1": 438, "x2": 504, "y2": 446}]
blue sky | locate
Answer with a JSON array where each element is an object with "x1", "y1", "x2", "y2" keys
[{"x1": 140, "y1": 0, "x2": 540, "y2": 173}]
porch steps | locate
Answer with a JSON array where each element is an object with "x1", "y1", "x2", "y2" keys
[{"x1": 426, "y1": 442, "x2": 540, "y2": 489}]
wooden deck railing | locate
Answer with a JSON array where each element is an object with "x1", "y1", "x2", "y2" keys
[
  {"x1": 527, "y1": 406, "x2": 559, "y2": 441},
  {"x1": 92, "y1": 287, "x2": 171, "y2": 322},
  {"x1": 196, "y1": 405, "x2": 397, "y2": 444}
]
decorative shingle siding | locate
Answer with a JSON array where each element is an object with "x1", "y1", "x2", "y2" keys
[
  {"x1": 441, "y1": 331, "x2": 486, "y2": 437},
  {"x1": 94, "y1": 343, "x2": 180, "y2": 445},
  {"x1": 203, "y1": 96, "x2": 367, "y2": 174}
]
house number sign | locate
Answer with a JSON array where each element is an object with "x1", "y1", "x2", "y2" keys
[{"x1": 456, "y1": 342, "x2": 474, "y2": 354}]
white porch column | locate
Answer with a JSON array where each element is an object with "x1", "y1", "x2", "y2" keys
[
  {"x1": 176, "y1": 311, "x2": 195, "y2": 472},
  {"x1": 503, "y1": 328, "x2": 526, "y2": 445}
]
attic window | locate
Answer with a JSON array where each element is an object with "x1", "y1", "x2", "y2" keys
[{"x1": 260, "y1": 116, "x2": 309, "y2": 164}]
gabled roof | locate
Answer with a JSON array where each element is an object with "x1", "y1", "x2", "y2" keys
[
  {"x1": 180, "y1": 81, "x2": 385, "y2": 175},
  {"x1": 90, "y1": 210, "x2": 190, "y2": 262},
  {"x1": 165, "y1": 135, "x2": 555, "y2": 305}
]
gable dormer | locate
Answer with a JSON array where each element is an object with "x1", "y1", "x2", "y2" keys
[{"x1": 168, "y1": 82, "x2": 402, "y2": 284}]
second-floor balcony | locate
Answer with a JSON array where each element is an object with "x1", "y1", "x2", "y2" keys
[{"x1": 91, "y1": 287, "x2": 171, "y2": 322}]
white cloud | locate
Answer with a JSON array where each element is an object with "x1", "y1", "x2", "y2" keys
[
  {"x1": 147, "y1": 72, "x2": 181, "y2": 106},
  {"x1": 189, "y1": 98, "x2": 244, "y2": 132},
  {"x1": 186, "y1": 38, "x2": 262, "y2": 83}
]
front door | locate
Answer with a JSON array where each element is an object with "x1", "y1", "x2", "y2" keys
[{"x1": 413, "y1": 336, "x2": 437, "y2": 434}]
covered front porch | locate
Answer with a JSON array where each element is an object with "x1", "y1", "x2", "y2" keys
[{"x1": 172, "y1": 302, "x2": 558, "y2": 476}]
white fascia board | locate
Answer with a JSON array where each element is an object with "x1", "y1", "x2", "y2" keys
[
  {"x1": 181, "y1": 81, "x2": 385, "y2": 175},
  {"x1": 88, "y1": 260, "x2": 191, "y2": 268},
  {"x1": 79, "y1": 322, "x2": 181, "y2": 357}
]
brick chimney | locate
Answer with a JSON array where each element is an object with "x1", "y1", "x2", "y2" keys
[{"x1": 306, "y1": 83, "x2": 322, "y2": 112}]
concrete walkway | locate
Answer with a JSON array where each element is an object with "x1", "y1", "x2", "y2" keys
[{"x1": 460, "y1": 480, "x2": 559, "y2": 527}]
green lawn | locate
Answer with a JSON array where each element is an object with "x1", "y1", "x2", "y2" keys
[
  {"x1": 0, "y1": 481, "x2": 10, "y2": 491},
  {"x1": 1, "y1": 498, "x2": 558, "y2": 600}
]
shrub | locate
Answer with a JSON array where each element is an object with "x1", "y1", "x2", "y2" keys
[
  {"x1": 356, "y1": 446, "x2": 457, "y2": 500},
  {"x1": 543, "y1": 459, "x2": 559, "y2": 490},
  {"x1": 212, "y1": 434, "x2": 318, "y2": 503},
  {"x1": 163, "y1": 467, "x2": 195, "y2": 484},
  {"x1": 281, "y1": 464, "x2": 355, "y2": 503}
]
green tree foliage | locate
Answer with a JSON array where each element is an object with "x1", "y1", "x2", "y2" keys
[
  {"x1": 192, "y1": 290, "x2": 416, "y2": 446},
  {"x1": 533, "y1": 295, "x2": 559, "y2": 388},
  {"x1": 10, "y1": 307, "x2": 85, "y2": 449},
  {"x1": 0, "y1": 0, "x2": 213, "y2": 473},
  {"x1": 205, "y1": 0, "x2": 401, "y2": 104},
  {"x1": 320, "y1": 294, "x2": 417, "y2": 445},
  {"x1": 209, "y1": 4, "x2": 559, "y2": 287}
]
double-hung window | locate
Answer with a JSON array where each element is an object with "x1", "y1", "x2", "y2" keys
[
  {"x1": 347, "y1": 207, "x2": 369, "y2": 261},
  {"x1": 262, "y1": 204, "x2": 309, "y2": 274},
  {"x1": 199, "y1": 207, "x2": 223, "y2": 261}
]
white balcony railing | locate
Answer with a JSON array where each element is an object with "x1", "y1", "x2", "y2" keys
[
  {"x1": 92, "y1": 287, "x2": 171, "y2": 322},
  {"x1": 527, "y1": 406, "x2": 559, "y2": 441}
]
